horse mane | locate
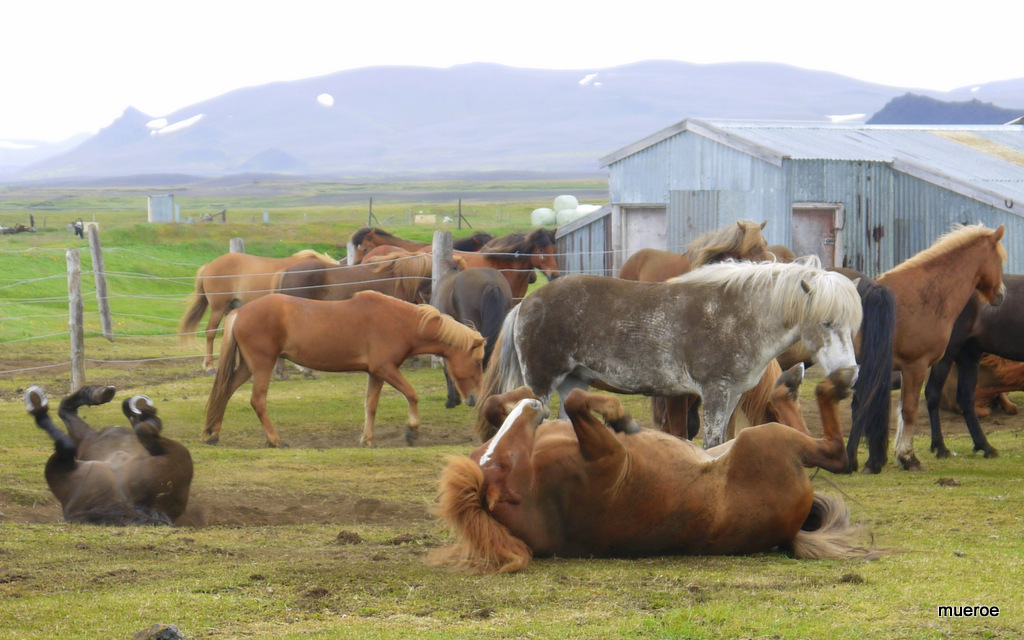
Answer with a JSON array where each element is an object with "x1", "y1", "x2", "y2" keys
[
  {"x1": 686, "y1": 219, "x2": 766, "y2": 268},
  {"x1": 672, "y1": 257, "x2": 862, "y2": 331},
  {"x1": 883, "y1": 223, "x2": 1008, "y2": 276},
  {"x1": 350, "y1": 227, "x2": 396, "y2": 245},
  {"x1": 415, "y1": 305, "x2": 486, "y2": 357},
  {"x1": 290, "y1": 249, "x2": 338, "y2": 265},
  {"x1": 370, "y1": 252, "x2": 433, "y2": 301},
  {"x1": 480, "y1": 228, "x2": 556, "y2": 256}
]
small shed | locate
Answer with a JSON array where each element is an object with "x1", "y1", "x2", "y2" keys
[
  {"x1": 557, "y1": 119, "x2": 1024, "y2": 277},
  {"x1": 147, "y1": 194, "x2": 176, "y2": 223}
]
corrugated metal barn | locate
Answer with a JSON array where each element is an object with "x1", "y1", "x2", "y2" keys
[{"x1": 556, "y1": 119, "x2": 1024, "y2": 278}]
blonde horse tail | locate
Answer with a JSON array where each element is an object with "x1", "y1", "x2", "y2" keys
[
  {"x1": 474, "y1": 305, "x2": 524, "y2": 440},
  {"x1": 790, "y1": 494, "x2": 882, "y2": 560},
  {"x1": 203, "y1": 313, "x2": 240, "y2": 436},
  {"x1": 428, "y1": 456, "x2": 533, "y2": 574},
  {"x1": 178, "y1": 265, "x2": 209, "y2": 346}
]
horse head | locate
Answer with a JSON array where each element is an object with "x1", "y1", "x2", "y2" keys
[
  {"x1": 446, "y1": 336, "x2": 487, "y2": 407},
  {"x1": 976, "y1": 224, "x2": 1007, "y2": 307},
  {"x1": 795, "y1": 270, "x2": 862, "y2": 384},
  {"x1": 527, "y1": 229, "x2": 560, "y2": 281},
  {"x1": 476, "y1": 388, "x2": 547, "y2": 510}
]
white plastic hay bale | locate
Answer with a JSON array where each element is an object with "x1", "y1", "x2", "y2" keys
[
  {"x1": 556, "y1": 207, "x2": 587, "y2": 226},
  {"x1": 575, "y1": 204, "x2": 603, "y2": 216},
  {"x1": 531, "y1": 207, "x2": 557, "y2": 226},
  {"x1": 553, "y1": 194, "x2": 579, "y2": 212}
]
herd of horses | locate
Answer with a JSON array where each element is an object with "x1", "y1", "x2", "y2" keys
[{"x1": 25, "y1": 219, "x2": 1014, "y2": 574}]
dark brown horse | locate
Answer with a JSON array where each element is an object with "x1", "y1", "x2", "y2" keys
[
  {"x1": 924, "y1": 273, "x2": 1024, "y2": 460},
  {"x1": 431, "y1": 265, "x2": 514, "y2": 409},
  {"x1": 202, "y1": 290, "x2": 486, "y2": 447},
  {"x1": 275, "y1": 251, "x2": 435, "y2": 304},
  {"x1": 179, "y1": 250, "x2": 339, "y2": 372},
  {"x1": 456, "y1": 229, "x2": 560, "y2": 301},
  {"x1": 617, "y1": 219, "x2": 770, "y2": 282},
  {"x1": 430, "y1": 367, "x2": 877, "y2": 573},
  {"x1": 873, "y1": 224, "x2": 1006, "y2": 471},
  {"x1": 24, "y1": 385, "x2": 193, "y2": 525}
]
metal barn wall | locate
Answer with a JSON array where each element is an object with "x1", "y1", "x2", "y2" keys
[
  {"x1": 555, "y1": 210, "x2": 614, "y2": 277},
  {"x1": 599, "y1": 127, "x2": 1024, "y2": 278}
]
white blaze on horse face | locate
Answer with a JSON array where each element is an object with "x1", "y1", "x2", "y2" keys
[
  {"x1": 811, "y1": 325, "x2": 859, "y2": 385},
  {"x1": 479, "y1": 399, "x2": 539, "y2": 466}
]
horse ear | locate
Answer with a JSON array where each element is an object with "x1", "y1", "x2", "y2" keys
[
  {"x1": 851, "y1": 277, "x2": 861, "y2": 289},
  {"x1": 992, "y1": 224, "x2": 1005, "y2": 243},
  {"x1": 760, "y1": 220, "x2": 767, "y2": 229},
  {"x1": 801, "y1": 279, "x2": 812, "y2": 294}
]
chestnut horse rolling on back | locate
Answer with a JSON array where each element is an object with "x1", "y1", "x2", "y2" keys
[
  {"x1": 202, "y1": 290, "x2": 486, "y2": 447},
  {"x1": 179, "y1": 250, "x2": 339, "y2": 373},
  {"x1": 25, "y1": 385, "x2": 193, "y2": 525},
  {"x1": 431, "y1": 367, "x2": 877, "y2": 573}
]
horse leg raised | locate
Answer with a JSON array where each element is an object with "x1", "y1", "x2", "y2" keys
[
  {"x1": 893, "y1": 363, "x2": 928, "y2": 471},
  {"x1": 952, "y1": 352, "x2": 999, "y2": 458},
  {"x1": 563, "y1": 389, "x2": 632, "y2": 461},
  {"x1": 796, "y1": 367, "x2": 854, "y2": 473},
  {"x1": 25, "y1": 387, "x2": 77, "y2": 470},
  {"x1": 58, "y1": 385, "x2": 117, "y2": 446}
]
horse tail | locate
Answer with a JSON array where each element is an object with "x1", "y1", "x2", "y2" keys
[
  {"x1": 849, "y1": 282, "x2": 896, "y2": 472},
  {"x1": 203, "y1": 313, "x2": 240, "y2": 435},
  {"x1": 477, "y1": 282, "x2": 512, "y2": 368},
  {"x1": 474, "y1": 305, "x2": 524, "y2": 440},
  {"x1": 178, "y1": 265, "x2": 209, "y2": 346},
  {"x1": 790, "y1": 494, "x2": 881, "y2": 560},
  {"x1": 428, "y1": 456, "x2": 533, "y2": 573}
]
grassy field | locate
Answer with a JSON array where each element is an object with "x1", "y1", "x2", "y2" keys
[{"x1": 1, "y1": 179, "x2": 1022, "y2": 639}]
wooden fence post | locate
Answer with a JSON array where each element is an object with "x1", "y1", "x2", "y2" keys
[
  {"x1": 88, "y1": 226, "x2": 113, "y2": 341},
  {"x1": 66, "y1": 249, "x2": 85, "y2": 391},
  {"x1": 230, "y1": 237, "x2": 245, "y2": 253},
  {"x1": 432, "y1": 230, "x2": 454, "y2": 299}
]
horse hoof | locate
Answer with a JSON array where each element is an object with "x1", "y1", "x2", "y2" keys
[
  {"x1": 405, "y1": 427, "x2": 420, "y2": 446},
  {"x1": 88, "y1": 385, "x2": 117, "y2": 405},
  {"x1": 24, "y1": 386, "x2": 48, "y2": 413},
  {"x1": 898, "y1": 454, "x2": 923, "y2": 471},
  {"x1": 980, "y1": 447, "x2": 1000, "y2": 459},
  {"x1": 933, "y1": 447, "x2": 952, "y2": 459},
  {"x1": 445, "y1": 398, "x2": 461, "y2": 409},
  {"x1": 860, "y1": 460, "x2": 884, "y2": 475},
  {"x1": 202, "y1": 434, "x2": 220, "y2": 445},
  {"x1": 204, "y1": 368, "x2": 216, "y2": 377}
]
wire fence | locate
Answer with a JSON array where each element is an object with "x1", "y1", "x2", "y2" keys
[{"x1": 0, "y1": 233, "x2": 626, "y2": 385}]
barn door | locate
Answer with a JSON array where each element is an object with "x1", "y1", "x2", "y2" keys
[
  {"x1": 791, "y1": 204, "x2": 844, "y2": 268},
  {"x1": 621, "y1": 206, "x2": 668, "y2": 257}
]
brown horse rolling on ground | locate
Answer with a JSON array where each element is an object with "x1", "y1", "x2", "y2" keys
[
  {"x1": 202, "y1": 290, "x2": 486, "y2": 447},
  {"x1": 431, "y1": 366, "x2": 879, "y2": 573},
  {"x1": 24, "y1": 385, "x2": 193, "y2": 525}
]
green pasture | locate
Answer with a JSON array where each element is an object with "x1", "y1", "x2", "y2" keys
[{"x1": 1, "y1": 179, "x2": 1022, "y2": 639}]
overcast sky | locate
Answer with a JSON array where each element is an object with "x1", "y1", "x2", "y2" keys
[{"x1": 2, "y1": 0, "x2": 1020, "y2": 143}]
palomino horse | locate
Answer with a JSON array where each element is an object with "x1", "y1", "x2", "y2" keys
[
  {"x1": 924, "y1": 273, "x2": 1024, "y2": 460},
  {"x1": 180, "y1": 250, "x2": 339, "y2": 373},
  {"x1": 431, "y1": 265, "x2": 514, "y2": 409},
  {"x1": 868, "y1": 224, "x2": 1006, "y2": 471},
  {"x1": 24, "y1": 385, "x2": 193, "y2": 525},
  {"x1": 457, "y1": 228, "x2": 560, "y2": 301},
  {"x1": 202, "y1": 290, "x2": 486, "y2": 447},
  {"x1": 275, "y1": 251, "x2": 435, "y2": 304},
  {"x1": 430, "y1": 367, "x2": 876, "y2": 573},
  {"x1": 477, "y1": 258, "x2": 863, "y2": 448},
  {"x1": 776, "y1": 268, "x2": 896, "y2": 473},
  {"x1": 617, "y1": 219, "x2": 771, "y2": 282},
  {"x1": 349, "y1": 228, "x2": 494, "y2": 263}
]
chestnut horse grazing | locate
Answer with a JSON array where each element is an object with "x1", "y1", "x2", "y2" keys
[
  {"x1": 24, "y1": 385, "x2": 193, "y2": 525},
  {"x1": 617, "y1": 219, "x2": 770, "y2": 282},
  {"x1": 870, "y1": 224, "x2": 1006, "y2": 471},
  {"x1": 202, "y1": 291, "x2": 486, "y2": 447},
  {"x1": 430, "y1": 368, "x2": 877, "y2": 573},
  {"x1": 478, "y1": 258, "x2": 862, "y2": 448},
  {"x1": 179, "y1": 250, "x2": 339, "y2": 372}
]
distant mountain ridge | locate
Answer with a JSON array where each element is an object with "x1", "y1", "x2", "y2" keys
[
  {"x1": 6, "y1": 61, "x2": 1024, "y2": 182},
  {"x1": 867, "y1": 93, "x2": 1024, "y2": 124}
]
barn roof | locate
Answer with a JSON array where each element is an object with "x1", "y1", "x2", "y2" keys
[{"x1": 599, "y1": 119, "x2": 1024, "y2": 209}]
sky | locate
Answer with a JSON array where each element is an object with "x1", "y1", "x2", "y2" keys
[{"x1": 2, "y1": 0, "x2": 1020, "y2": 143}]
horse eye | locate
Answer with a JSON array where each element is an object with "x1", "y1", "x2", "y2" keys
[{"x1": 823, "y1": 321, "x2": 833, "y2": 329}]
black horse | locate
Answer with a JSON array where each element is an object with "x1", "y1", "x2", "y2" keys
[{"x1": 923, "y1": 274, "x2": 1024, "y2": 459}]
